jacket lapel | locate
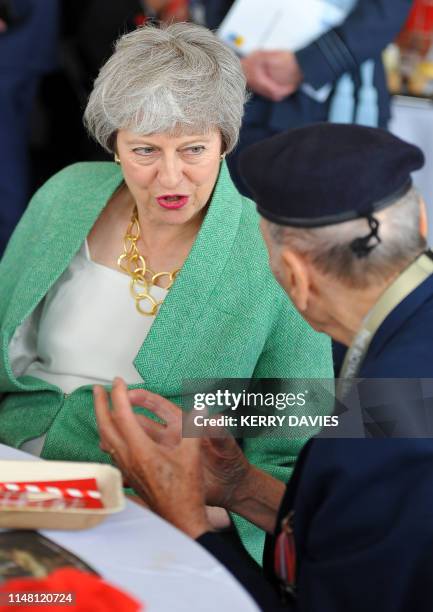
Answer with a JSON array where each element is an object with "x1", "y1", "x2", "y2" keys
[
  {"x1": 134, "y1": 161, "x2": 243, "y2": 389},
  {"x1": 4, "y1": 164, "x2": 124, "y2": 332},
  {"x1": 366, "y1": 273, "x2": 433, "y2": 363}
]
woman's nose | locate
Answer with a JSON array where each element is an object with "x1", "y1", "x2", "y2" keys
[{"x1": 157, "y1": 156, "x2": 183, "y2": 189}]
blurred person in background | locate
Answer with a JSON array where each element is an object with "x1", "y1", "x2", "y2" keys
[
  {"x1": 62, "y1": 0, "x2": 143, "y2": 91},
  {"x1": 32, "y1": 0, "x2": 143, "y2": 179},
  {"x1": 147, "y1": 0, "x2": 413, "y2": 194},
  {"x1": 144, "y1": 0, "x2": 188, "y2": 22},
  {"x1": 0, "y1": 0, "x2": 59, "y2": 256},
  {"x1": 0, "y1": 23, "x2": 332, "y2": 564}
]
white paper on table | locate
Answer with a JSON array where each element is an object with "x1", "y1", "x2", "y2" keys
[{"x1": 217, "y1": 0, "x2": 355, "y2": 55}]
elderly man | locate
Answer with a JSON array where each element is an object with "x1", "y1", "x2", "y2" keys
[{"x1": 94, "y1": 124, "x2": 433, "y2": 611}]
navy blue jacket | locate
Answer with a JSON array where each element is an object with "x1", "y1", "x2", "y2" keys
[
  {"x1": 198, "y1": 273, "x2": 433, "y2": 611},
  {"x1": 204, "y1": 0, "x2": 412, "y2": 129}
]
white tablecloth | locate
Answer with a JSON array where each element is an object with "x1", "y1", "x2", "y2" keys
[{"x1": 0, "y1": 444, "x2": 258, "y2": 612}]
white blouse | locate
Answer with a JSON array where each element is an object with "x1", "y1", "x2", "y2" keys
[{"x1": 10, "y1": 241, "x2": 167, "y2": 455}]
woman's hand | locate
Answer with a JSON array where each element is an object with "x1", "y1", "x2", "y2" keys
[{"x1": 93, "y1": 379, "x2": 211, "y2": 539}]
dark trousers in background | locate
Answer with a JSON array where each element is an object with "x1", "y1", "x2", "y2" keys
[{"x1": 0, "y1": 70, "x2": 38, "y2": 256}]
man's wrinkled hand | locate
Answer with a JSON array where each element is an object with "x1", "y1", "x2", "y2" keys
[
  {"x1": 93, "y1": 379, "x2": 211, "y2": 539},
  {"x1": 127, "y1": 388, "x2": 182, "y2": 448},
  {"x1": 126, "y1": 387, "x2": 251, "y2": 509},
  {"x1": 200, "y1": 435, "x2": 251, "y2": 510},
  {"x1": 100, "y1": 385, "x2": 252, "y2": 512}
]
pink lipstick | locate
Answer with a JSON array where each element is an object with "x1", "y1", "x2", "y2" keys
[{"x1": 156, "y1": 195, "x2": 189, "y2": 210}]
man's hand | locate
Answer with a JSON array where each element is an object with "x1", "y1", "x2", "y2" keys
[
  {"x1": 241, "y1": 51, "x2": 295, "y2": 101},
  {"x1": 264, "y1": 51, "x2": 303, "y2": 94},
  {"x1": 0, "y1": 18, "x2": 7, "y2": 33},
  {"x1": 200, "y1": 435, "x2": 251, "y2": 509},
  {"x1": 95, "y1": 382, "x2": 284, "y2": 534},
  {"x1": 128, "y1": 387, "x2": 182, "y2": 449},
  {"x1": 94, "y1": 379, "x2": 211, "y2": 539},
  {"x1": 241, "y1": 50, "x2": 303, "y2": 101},
  {"x1": 122, "y1": 387, "x2": 251, "y2": 510}
]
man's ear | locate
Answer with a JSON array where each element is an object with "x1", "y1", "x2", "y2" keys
[
  {"x1": 419, "y1": 198, "x2": 429, "y2": 240},
  {"x1": 280, "y1": 249, "x2": 310, "y2": 312}
]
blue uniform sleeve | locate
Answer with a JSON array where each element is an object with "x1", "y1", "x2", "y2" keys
[{"x1": 296, "y1": 0, "x2": 413, "y2": 89}]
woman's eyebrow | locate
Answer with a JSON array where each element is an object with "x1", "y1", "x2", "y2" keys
[
  {"x1": 126, "y1": 137, "x2": 211, "y2": 146},
  {"x1": 126, "y1": 140, "x2": 158, "y2": 146},
  {"x1": 179, "y1": 137, "x2": 212, "y2": 145}
]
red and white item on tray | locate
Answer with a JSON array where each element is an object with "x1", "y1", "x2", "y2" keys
[{"x1": 0, "y1": 478, "x2": 104, "y2": 510}]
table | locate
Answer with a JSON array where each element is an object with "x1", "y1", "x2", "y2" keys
[{"x1": 0, "y1": 444, "x2": 258, "y2": 612}]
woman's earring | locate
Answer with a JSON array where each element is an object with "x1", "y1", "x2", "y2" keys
[
  {"x1": 114, "y1": 154, "x2": 121, "y2": 165},
  {"x1": 220, "y1": 153, "x2": 226, "y2": 161}
]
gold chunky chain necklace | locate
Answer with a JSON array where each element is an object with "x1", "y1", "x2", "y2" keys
[{"x1": 117, "y1": 206, "x2": 180, "y2": 316}]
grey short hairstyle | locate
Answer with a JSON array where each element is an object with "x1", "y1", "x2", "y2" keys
[
  {"x1": 268, "y1": 187, "x2": 427, "y2": 289},
  {"x1": 84, "y1": 22, "x2": 247, "y2": 153}
]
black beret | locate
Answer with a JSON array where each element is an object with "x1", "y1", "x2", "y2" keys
[{"x1": 239, "y1": 123, "x2": 425, "y2": 227}]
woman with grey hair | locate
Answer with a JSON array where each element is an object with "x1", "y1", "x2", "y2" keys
[{"x1": 0, "y1": 22, "x2": 332, "y2": 562}]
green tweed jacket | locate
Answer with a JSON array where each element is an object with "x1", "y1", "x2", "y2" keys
[{"x1": 0, "y1": 161, "x2": 332, "y2": 563}]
